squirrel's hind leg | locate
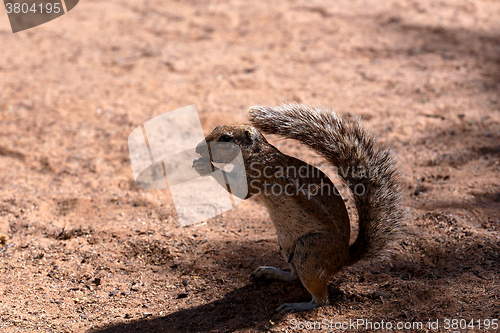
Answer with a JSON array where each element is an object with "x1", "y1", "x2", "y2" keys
[
  {"x1": 250, "y1": 264, "x2": 299, "y2": 282},
  {"x1": 277, "y1": 233, "x2": 346, "y2": 313}
]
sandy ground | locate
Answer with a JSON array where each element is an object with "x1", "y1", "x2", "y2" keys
[{"x1": 0, "y1": 0, "x2": 499, "y2": 332}]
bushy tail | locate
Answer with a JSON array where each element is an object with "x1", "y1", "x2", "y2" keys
[{"x1": 248, "y1": 103, "x2": 404, "y2": 263}]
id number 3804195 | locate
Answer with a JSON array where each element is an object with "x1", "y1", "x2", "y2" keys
[{"x1": 5, "y1": 2, "x2": 61, "y2": 14}]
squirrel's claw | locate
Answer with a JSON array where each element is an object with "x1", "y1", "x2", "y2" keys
[
  {"x1": 276, "y1": 301, "x2": 321, "y2": 313},
  {"x1": 250, "y1": 266, "x2": 270, "y2": 281},
  {"x1": 250, "y1": 266, "x2": 271, "y2": 281}
]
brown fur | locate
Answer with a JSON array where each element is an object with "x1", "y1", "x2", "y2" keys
[{"x1": 193, "y1": 103, "x2": 404, "y2": 312}]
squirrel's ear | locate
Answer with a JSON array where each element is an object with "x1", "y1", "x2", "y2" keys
[{"x1": 244, "y1": 130, "x2": 254, "y2": 143}]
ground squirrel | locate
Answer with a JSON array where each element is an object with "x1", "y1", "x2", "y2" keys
[{"x1": 193, "y1": 103, "x2": 404, "y2": 313}]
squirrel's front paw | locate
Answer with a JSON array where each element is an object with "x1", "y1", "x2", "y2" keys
[{"x1": 192, "y1": 158, "x2": 213, "y2": 176}]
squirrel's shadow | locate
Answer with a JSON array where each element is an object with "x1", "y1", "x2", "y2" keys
[
  {"x1": 89, "y1": 238, "x2": 349, "y2": 333},
  {"x1": 89, "y1": 282, "x2": 352, "y2": 333}
]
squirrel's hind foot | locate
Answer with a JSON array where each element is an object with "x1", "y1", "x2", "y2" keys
[
  {"x1": 250, "y1": 266, "x2": 298, "y2": 282},
  {"x1": 276, "y1": 301, "x2": 321, "y2": 313}
]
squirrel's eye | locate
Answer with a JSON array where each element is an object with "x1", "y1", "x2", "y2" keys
[{"x1": 218, "y1": 135, "x2": 232, "y2": 142}]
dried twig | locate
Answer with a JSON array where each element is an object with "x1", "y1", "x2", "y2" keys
[{"x1": 0, "y1": 243, "x2": 15, "y2": 254}]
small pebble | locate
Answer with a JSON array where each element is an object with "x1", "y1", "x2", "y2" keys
[
  {"x1": 176, "y1": 292, "x2": 188, "y2": 299},
  {"x1": 92, "y1": 278, "x2": 101, "y2": 286}
]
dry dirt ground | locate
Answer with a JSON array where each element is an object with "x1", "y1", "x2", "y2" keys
[{"x1": 0, "y1": 0, "x2": 499, "y2": 332}]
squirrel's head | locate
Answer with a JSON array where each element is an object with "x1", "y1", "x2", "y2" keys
[{"x1": 195, "y1": 124, "x2": 270, "y2": 164}]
